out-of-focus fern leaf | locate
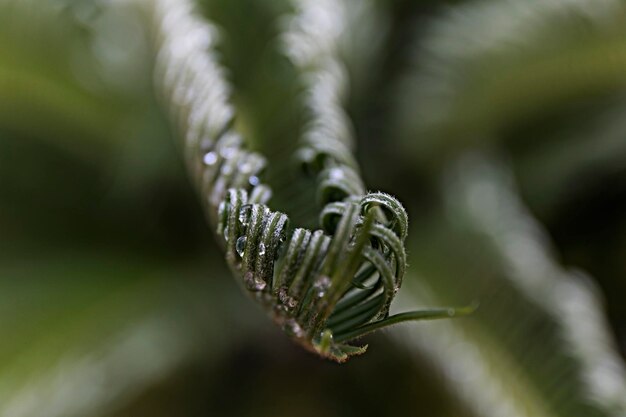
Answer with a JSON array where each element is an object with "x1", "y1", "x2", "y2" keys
[
  {"x1": 392, "y1": 153, "x2": 626, "y2": 417},
  {"x1": 512, "y1": 98, "x2": 626, "y2": 216},
  {"x1": 0, "y1": 251, "x2": 252, "y2": 417},
  {"x1": 0, "y1": 0, "x2": 151, "y2": 158},
  {"x1": 387, "y1": 1, "x2": 626, "y2": 415},
  {"x1": 0, "y1": 3, "x2": 247, "y2": 414},
  {"x1": 395, "y1": 0, "x2": 626, "y2": 158}
]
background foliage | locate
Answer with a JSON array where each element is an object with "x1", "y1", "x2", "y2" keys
[{"x1": 1, "y1": 0, "x2": 625, "y2": 416}]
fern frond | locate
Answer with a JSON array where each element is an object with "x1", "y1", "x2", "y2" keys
[
  {"x1": 148, "y1": 0, "x2": 467, "y2": 362},
  {"x1": 395, "y1": 0, "x2": 626, "y2": 154},
  {"x1": 387, "y1": 1, "x2": 626, "y2": 413},
  {"x1": 394, "y1": 153, "x2": 626, "y2": 417}
]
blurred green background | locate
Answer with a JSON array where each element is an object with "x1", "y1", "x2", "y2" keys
[{"x1": 1, "y1": 0, "x2": 625, "y2": 416}]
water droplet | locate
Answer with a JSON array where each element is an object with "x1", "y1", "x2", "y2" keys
[
  {"x1": 258, "y1": 243, "x2": 266, "y2": 256},
  {"x1": 283, "y1": 319, "x2": 304, "y2": 338},
  {"x1": 220, "y1": 146, "x2": 236, "y2": 159},
  {"x1": 223, "y1": 226, "x2": 229, "y2": 241},
  {"x1": 278, "y1": 287, "x2": 298, "y2": 312},
  {"x1": 221, "y1": 163, "x2": 233, "y2": 175},
  {"x1": 244, "y1": 271, "x2": 266, "y2": 292},
  {"x1": 238, "y1": 204, "x2": 252, "y2": 227},
  {"x1": 313, "y1": 275, "x2": 331, "y2": 298},
  {"x1": 447, "y1": 308, "x2": 455, "y2": 317},
  {"x1": 203, "y1": 151, "x2": 217, "y2": 166},
  {"x1": 239, "y1": 161, "x2": 253, "y2": 174},
  {"x1": 329, "y1": 168, "x2": 344, "y2": 180},
  {"x1": 236, "y1": 236, "x2": 247, "y2": 257},
  {"x1": 248, "y1": 175, "x2": 260, "y2": 186}
]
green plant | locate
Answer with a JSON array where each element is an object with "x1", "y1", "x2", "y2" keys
[
  {"x1": 1, "y1": 0, "x2": 625, "y2": 415},
  {"x1": 149, "y1": 0, "x2": 472, "y2": 362}
]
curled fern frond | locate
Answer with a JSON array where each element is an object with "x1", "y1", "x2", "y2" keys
[{"x1": 148, "y1": 0, "x2": 471, "y2": 362}]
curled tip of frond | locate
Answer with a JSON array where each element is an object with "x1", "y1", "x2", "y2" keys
[{"x1": 149, "y1": 0, "x2": 467, "y2": 362}]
